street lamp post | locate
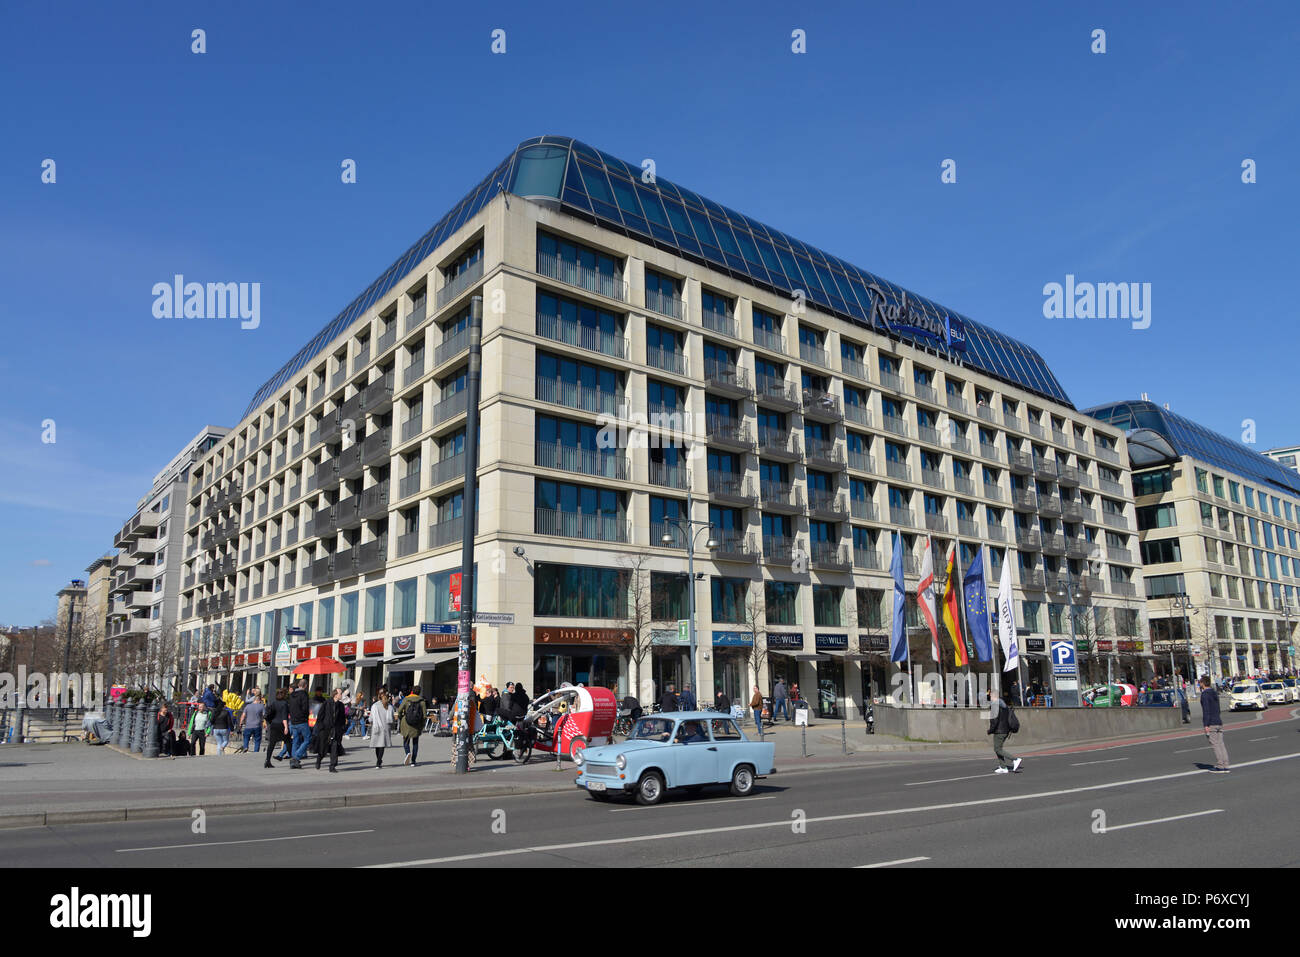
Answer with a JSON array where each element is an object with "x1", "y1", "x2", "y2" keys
[
  {"x1": 1169, "y1": 593, "x2": 1197, "y2": 682},
  {"x1": 661, "y1": 487, "x2": 717, "y2": 704},
  {"x1": 1053, "y1": 564, "x2": 1087, "y2": 707},
  {"x1": 1281, "y1": 600, "x2": 1295, "y2": 674}
]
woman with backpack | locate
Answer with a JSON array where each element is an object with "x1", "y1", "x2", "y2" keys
[{"x1": 397, "y1": 687, "x2": 425, "y2": 767}]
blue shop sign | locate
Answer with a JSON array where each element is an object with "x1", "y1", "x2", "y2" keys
[
  {"x1": 815, "y1": 633, "x2": 849, "y2": 651},
  {"x1": 711, "y1": 631, "x2": 754, "y2": 647}
]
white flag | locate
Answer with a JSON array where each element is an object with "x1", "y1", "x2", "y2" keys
[
  {"x1": 997, "y1": 553, "x2": 1018, "y2": 672},
  {"x1": 917, "y1": 537, "x2": 939, "y2": 662}
]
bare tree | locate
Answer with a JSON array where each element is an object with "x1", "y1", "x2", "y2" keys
[
  {"x1": 610, "y1": 554, "x2": 657, "y2": 703},
  {"x1": 741, "y1": 586, "x2": 769, "y2": 695}
]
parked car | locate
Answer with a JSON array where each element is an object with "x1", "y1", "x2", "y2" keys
[
  {"x1": 1281, "y1": 678, "x2": 1299, "y2": 702},
  {"x1": 1229, "y1": 682, "x2": 1267, "y2": 711},
  {"x1": 1137, "y1": 689, "x2": 1178, "y2": 707},
  {"x1": 573, "y1": 712, "x2": 777, "y2": 806},
  {"x1": 1259, "y1": 682, "x2": 1288, "y2": 706}
]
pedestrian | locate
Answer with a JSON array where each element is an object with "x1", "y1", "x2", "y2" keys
[
  {"x1": 715, "y1": 690, "x2": 730, "y2": 714},
  {"x1": 315, "y1": 688, "x2": 346, "y2": 772},
  {"x1": 479, "y1": 684, "x2": 498, "y2": 724},
  {"x1": 749, "y1": 685, "x2": 764, "y2": 731},
  {"x1": 287, "y1": 679, "x2": 312, "y2": 769},
  {"x1": 345, "y1": 692, "x2": 367, "y2": 737},
  {"x1": 1199, "y1": 675, "x2": 1230, "y2": 773},
  {"x1": 987, "y1": 686, "x2": 1022, "y2": 774},
  {"x1": 369, "y1": 687, "x2": 394, "y2": 769},
  {"x1": 201, "y1": 684, "x2": 219, "y2": 709},
  {"x1": 263, "y1": 687, "x2": 291, "y2": 769},
  {"x1": 175, "y1": 729, "x2": 191, "y2": 756},
  {"x1": 659, "y1": 683, "x2": 679, "y2": 713},
  {"x1": 772, "y1": 677, "x2": 788, "y2": 722},
  {"x1": 397, "y1": 686, "x2": 425, "y2": 767},
  {"x1": 210, "y1": 699, "x2": 234, "y2": 755},
  {"x1": 189, "y1": 702, "x2": 210, "y2": 756},
  {"x1": 1178, "y1": 684, "x2": 1191, "y2": 724},
  {"x1": 240, "y1": 689, "x2": 266, "y2": 753},
  {"x1": 678, "y1": 684, "x2": 696, "y2": 711},
  {"x1": 156, "y1": 702, "x2": 175, "y2": 757}
]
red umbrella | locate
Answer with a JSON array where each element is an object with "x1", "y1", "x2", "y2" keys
[{"x1": 293, "y1": 656, "x2": 346, "y2": 675}]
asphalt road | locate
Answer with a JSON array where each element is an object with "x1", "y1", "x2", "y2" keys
[{"x1": 5, "y1": 708, "x2": 1296, "y2": 868}]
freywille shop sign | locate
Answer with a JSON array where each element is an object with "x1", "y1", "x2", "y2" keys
[
  {"x1": 535, "y1": 626, "x2": 631, "y2": 645},
  {"x1": 866, "y1": 282, "x2": 966, "y2": 352}
]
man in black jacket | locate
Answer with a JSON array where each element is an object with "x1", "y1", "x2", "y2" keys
[
  {"x1": 287, "y1": 679, "x2": 311, "y2": 769},
  {"x1": 263, "y1": 687, "x2": 291, "y2": 768},
  {"x1": 987, "y1": 688, "x2": 1022, "y2": 774},
  {"x1": 315, "y1": 688, "x2": 346, "y2": 772},
  {"x1": 1200, "y1": 675, "x2": 1229, "y2": 772},
  {"x1": 659, "y1": 683, "x2": 678, "y2": 713}
]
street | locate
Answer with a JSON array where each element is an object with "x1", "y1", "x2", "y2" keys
[{"x1": 3, "y1": 708, "x2": 1295, "y2": 868}]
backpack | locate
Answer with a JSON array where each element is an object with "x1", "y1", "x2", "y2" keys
[
  {"x1": 404, "y1": 698, "x2": 425, "y2": 728},
  {"x1": 1005, "y1": 703, "x2": 1020, "y2": 734}
]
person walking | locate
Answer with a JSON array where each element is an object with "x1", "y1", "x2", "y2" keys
[
  {"x1": 345, "y1": 693, "x2": 367, "y2": 738},
  {"x1": 315, "y1": 688, "x2": 346, "y2": 772},
  {"x1": 263, "y1": 687, "x2": 291, "y2": 768},
  {"x1": 189, "y1": 702, "x2": 211, "y2": 756},
  {"x1": 156, "y1": 702, "x2": 176, "y2": 757},
  {"x1": 287, "y1": 679, "x2": 312, "y2": 769},
  {"x1": 369, "y1": 687, "x2": 395, "y2": 769},
  {"x1": 749, "y1": 685, "x2": 764, "y2": 732},
  {"x1": 210, "y1": 699, "x2": 234, "y2": 755},
  {"x1": 397, "y1": 687, "x2": 425, "y2": 767},
  {"x1": 678, "y1": 684, "x2": 696, "y2": 712},
  {"x1": 659, "y1": 683, "x2": 679, "y2": 713},
  {"x1": 986, "y1": 687, "x2": 1022, "y2": 774},
  {"x1": 239, "y1": 690, "x2": 266, "y2": 753},
  {"x1": 772, "y1": 678, "x2": 788, "y2": 723},
  {"x1": 1200, "y1": 675, "x2": 1230, "y2": 773}
]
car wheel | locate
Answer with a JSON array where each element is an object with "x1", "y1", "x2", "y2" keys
[
  {"x1": 635, "y1": 770, "x2": 665, "y2": 806},
  {"x1": 569, "y1": 734, "x2": 588, "y2": 763},
  {"x1": 729, "y1": 764, "x2": 756, "y2": 797}
]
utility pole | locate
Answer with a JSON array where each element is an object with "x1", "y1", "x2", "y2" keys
[{"x1": 454, "y1": 295, "x2": 484, "y2": 774}]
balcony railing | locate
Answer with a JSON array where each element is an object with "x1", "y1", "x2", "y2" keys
[
  {"x1": 805, "y1": 437, "x2": 845, "y2": 468},
  {"x1": 644, "y1": 287, "x2": 682, "y2": 319},
  {"x1": 924, "y1": 512, "x2": 948, "y2": 532},
  {"x1": 396, "y1": 530, "x2": 420, "y2": 557},
  {"x1": 810, "y1": 541, "x2": 851, "y2": 571},
  {"x1": 980, "y1": 442, "x2": 1002, "y2": 463},
  {"x1": 841, "y1": 356, "x2": 869, "y2": 382},
  {"x1": 921, "y1": 468, "x2": 946, "y2": 490},
  {"x1": 707, "y1": 474, "x2": 757, "y2": 505},
  {"x1": 701, "y1": 309, "x2": 737, "y2": 338},
  {"x1": 945, "y1": 392, "x2": 969, "y2": 414},
  {"x1": 983, "y1": 482, "x2": 1003, "y2": 501},
  {"x1": 853, "y1": 546, "x2": 882, "y2": 570},
  {"x1": 754, "y1": 375, "x2": 798, "y2": 408},
  {"x1": 976, "y1": 403, "x2": 998, "y2": 424},
  {"x1": 404, "y1": 301, "x2": 428, "y2": 335},
  {"x1": 535, "y1": 508, "x2": 629, "y2": 543},
  {"x1": 885, "y1": 460, "x2": 911, "y2": 482},
  {"x1": 799, "y1": 342, "x2": 829, "y2": 368},
  {"x1": 808, "y1": 491, "x2": 848, "y2": 518},
  {"x1": 703, "y1": 360, "x2": 751, "y2": 395},
  {"x1": 436, "y1": 258, "x2": 484, "y2": 310},
  {"x1": 430, "y1": 453, "x2": 465, "y2": 487},
  {"x1": 847, "y1": 449, "x2": 876, "y2": 474},
  {"x1": 536, "y1": 441, "x2": 628, "y2": 480},
  {"x1": 882, "y1": 415, "x2": 909, "y2": 438},
  {"x1": 399, "y1": 471, "x2": 422, "y2": 499},
  {"x1": 649, "y1": 461, "x2": 690, "y2": 489},
  {"x1": 431, "y1": 390, "x2": 469, "y2": 425},
  {"x1": 889, "y1": 507, "x2": 914, "y2": 527},
  {"x1": 761, "y1": 480, "x2": 803, "y2": 511},
  {"x1": 537, "y1": 313, "x2": 630, "y2": 360},
  {"x1": 802, "y1": 388, "x2": 842, "y2": 420},
  {"x1": 400, "y1": 412, "x2": 423, "y2": 444},
  {"x1": 751, "y1": 327, "x2": 785, "y2": 354},
  {"x1": 537, "y1": 251, "x2": 627, "y2": 301},
  {"x1": 850, "y1": 497, "x2": 876, "y2": 521},
  {"x1": 402, "y1": 355, "x2": 425, "y2": 388},
  {"x1": 914, "y1": 382, "x2": 939, "y2": 406},
  {"x1": 762, "y1": 535, "x2": 798, "y2": 564},
  {"x1": 706, "y1": 415, "x2": 754, "y2": 452},
  {"x1": 758, "y1": 426, "x2": 800, "y2": 459},
  {"x1": 434, "y1": 327, "x2": 470, "y2": 367},
  {"x1": 879, "y1": 370, "x2": 904, "y2": 393},
  {"x1": 646, "y1": 345, "x2": 687, "y2": 375},
  {"x1": 535, "y1": 377, "x2": 623, "y2": 416}
]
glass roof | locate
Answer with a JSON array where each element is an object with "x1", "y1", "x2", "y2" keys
[
  {"x1": 1084, "y1": 400, "x2": 1300, "y2": 497},
  {"x1": 242, "y1": 135, "x2": 1073, "y2": 419}
]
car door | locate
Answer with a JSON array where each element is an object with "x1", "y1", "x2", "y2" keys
[{"x1": 671, "y1": 719, "x2": 716, "y2": 786}]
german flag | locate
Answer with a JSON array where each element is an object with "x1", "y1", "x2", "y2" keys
[{"x1": 941, "y1": 544, "x2": 968, "y2": 667}]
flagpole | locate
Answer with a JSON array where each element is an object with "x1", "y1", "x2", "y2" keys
[
  {"x1": 929, "y1": 536, "x2": 943, "y2": 709},
  {"x1": 953, "y1": 542, "x2": 973, "y2": 707},
  {"x1": 900, "y1": 532, "x2": 915, "y2": 708},
  {"x1": 986, "y1": 546, "x2": 1000, "y2": 699}
]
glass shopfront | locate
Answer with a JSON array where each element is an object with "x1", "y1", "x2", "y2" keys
[
  {"x1": 816, "y1": 657, "x2": 845, "y2": 718},
  {"x1": 712, "y1": 631, "x2": 754, "y2": 707},
  {"x1": 534, "y1": 649, "x2": 620, "y2": 695},
  {"x1": 765, "y1": 632, "x2": 805, "y2": 704}
]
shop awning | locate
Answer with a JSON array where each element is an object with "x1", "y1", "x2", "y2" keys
[
  {"x1": 793, "y1": 653, "x2": 830, "y2": 661},
  {"x1": 345, "y1": 657, "x2": 385, "y2": 668},
  {"x1": 393, "y1": 651, "x2": 459, "y2": 670}
]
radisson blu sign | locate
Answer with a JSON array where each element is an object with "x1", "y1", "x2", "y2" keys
[{"x1": 866, "y1": 282, "x2": 966, "y2": 353}]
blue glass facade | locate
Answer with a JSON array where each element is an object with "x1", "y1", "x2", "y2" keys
[{"x1": 243, "y1": 136, "x2": 1073, "y2": 419}]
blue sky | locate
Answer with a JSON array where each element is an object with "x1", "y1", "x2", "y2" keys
[{"x1": 1, "y1": 0, "x2": 1297, "y2": 624}]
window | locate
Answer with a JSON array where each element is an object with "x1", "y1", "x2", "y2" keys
[
  {"x1": 297, "y1": 602, "x2": 313, "y2": 640},
  {"x1": 426, "y1": 567, "x2": 477, "y2": 622},
  {"x1": 710, "y1": 719, "x2": 742, "y2": 741},
  {"x1": 711, "y1": 577, "x2": 749, "y2": 624},
  {"x1": 534, "y1": 563, "x2": 625, "y2": 618},
  {"x1": 856, "y1": 588, "x2": 885, "y2": 629},
  {"x1": 1140, "y1": 538, "x2": 1182, "y2": 564},
  {"x1": 340, "y1": 592, "x2": 359, "y2": 636},
  {"x1": 394, "y1": 578, "x2": 417, "y2": 628},
  {"x1": 1022, "y1": 601, "x2": 1041, "y2": 632},
  {"x1": 651, "y1": 572, "x2": 688, "y2": 621},
  {"x1": 318, "y1": 597, "x2": 334, "y2": 639},
  {"x1": 1132, "y1": 468, "x2": 1173, "y2": 496},
  {"x1": 1144, "y1": 574, "x2": 1186, "y2": 598},
  {"x1": 765, "y1": 581, "x2": 800, "y2": 625},
  {"x1": 813, "y1": 585, "x2": 842, "y2": 626}
]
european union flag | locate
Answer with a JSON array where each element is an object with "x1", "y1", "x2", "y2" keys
[
  {"x1": 890, "y1": 531, "x2": 907, "y2": 662},
  {"x1": 962, "y1": 546, "x2": 994, "y2": 663}
]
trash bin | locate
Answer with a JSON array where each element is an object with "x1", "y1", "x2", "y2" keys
[{"x1": 791, "y1": 699, "x2": 813, "y2": 726}]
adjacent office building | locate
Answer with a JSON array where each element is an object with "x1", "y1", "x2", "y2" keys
[
  {"x1": 1085, "y1": 400, "x2": 1300, "y2": 678},
  {"x1": 178, "y1": 136, "x2": 1145, "y2": 718},
  {"x1": 108, "y1": 426, "x2": 229, "y2": 687},
  {"x1": 1264, "y1": 444, "x2": 1300, "y2": 477}
]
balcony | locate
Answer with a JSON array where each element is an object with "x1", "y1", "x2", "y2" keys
[
  {"x1": 649, "y1": 461, "x2": 689, "y2": 490},
  {"x1": 377, "y1": 325, "x2": 397, "y2": 355},
  {"x1": 536, "y1": 441, "x2": 628, "y2": 480},
  {"x1": 399, "y1": 471, "x2": 422, "y2": 499},
  {"x1": 701, "y1": 309, "x2": 738, "y2": 338},
  {"x1": 854, "y1": 546, "x2": 882, "y2": 570},
  {"x1": 1099, "y1": 477, "x2": 1125, "y2": 497},
  {"x1": 535, "y1": 377, "x2": 623, "y2": 416},
  {"x1": 760, "y1": 480, "x2": 803, "y2": 514},
  {"x1": 757, "y1": 426, "x2": 800, "y2": 462},
  {"x1": 844, "y1": 403, "x2": 871, "y2": 428},
  {"x1": 979, "y1": 442, "x2": 1002, "y2": 463},
  {"x1": 976, "y1": 404, "x2": 998, "y2": 425},
  {"x1": 878, "y1": 370, "x2": 904, "y2": 393},
  {"x1": 436, "y1": 258, "x2": 484, "y2": 310},
  {"x1": 950, "y1": 434, "x2": 972, "y2": 456},
  {"x1": 1062, "y1": 500, "x2": 1085, "y2": 522},
  {"x1": 266, "y1": 577, "x2": 280, "y2": 596},
  {"x1": 403, "y1": 355, "x2": 425, "y2": 388},
  {"x1": 1011, "y1": 489, "x2": 1037, "y2": 513},
  {"x1": 1107, "y1": 546, "x2": 1133, "y2": 564},
  {"x1": 535, "y1": 508, "x2": 629, "y2": 543},
  {"x1": 712, "y1": 532, "x2": 759, "y2": 563},
  {"x1": 953, "y1": 475, "x2": 976, "y2": 497},
  {"x1": 1095, "y1": 444, "x2": 1123, "y2": 466},
  {"x1": 707, "y1": 415, "x2": 755, "y2": 454},
  {"x1": 986, "y1": 523, "x2": 1007, "y2": 541},
  {"x1": 958, "y1": 517, "x2": 981, "y2": 539},
  {"x1": 404, "y1": 301, "x2": 429, "y2": 336},
  {"x1": 537, "y1": 251, "x2": 627, "y2": 302},
  {"x1": 1110, "y1": 580, "x2": 1137, "y2": 598},
  {"x1": 336, "y1": 444, "x2": 363, "y2": 480},
  {"x1": 330, "y1": 367, "x2": 347, "y2": 393},
  {"x1": 1019, "y1": 569, "x2": 1047, "y2": 591},
  {"x1": 400, "y1": 412, "x2": 424, "y2": 444},
  {"x1": 882, "y1": 415, "x2": 909, "y2": 439},
  {"x1": 1057, "y1": 465, "x2": 1082, "y2": 487},
  {"x1": 802, "y1": 388, "x2": 842, "y2": 422},
  {"x1": 921, "y1": 468, "x2": 946, "y2": 490},
  {"x1": 310, "y1": 556, "x2": 335, "y2": 584},
  {"x1": 430, "y1": 453, "x2": 465, "y2": 487},
  {"x1": 1033, "y1": 456, "x2": 1058, "y2": 481},
  {"x1": 360, "y1": 372, "x2": 395, "y2": 415},
  {"x1": 114, "y1": 510, "x2": 161, "y2": 546},
  {"x1": 945, "y1": 392, "x2": 969, "y2": 414},
  {"x1": 799, "y1": 342, "x2": 829, "y2": 368},
  {"x1": 708, "y1": 474, "x2": 757, "y2": 506},
  {"x1": 1028, "y1": 421, "x2": 1047, "y2": 441},
  {"x1": 885, "y1": 460, "x2": 911, "y2": 482},
  {"x1": 644, "y1": 287, "x2": 683, "y2": 320},
  {"x1": 850, "y1": 497, "x2": 877, "y2": 522},
  {"x1": 810, "y1": 541, "x2": 851, "y2": 572},
  {"x1": 804, "y1": 437, "x2": 845, "y2": 470},
  {"x1": 924, "y1": 512, "x2": 948, "y2": 533},
  {"x1": 359, "y1": 483, "x2": 390, "y2": 521},
  {"x1": 1066, "y1": 538, "x2": 1094, "y2": 560},
  {"x1": 1041, "y1": 534, "x2": 1066, "y2": 556},
  {"x1": 754, "y1": 375, "x2": 799, "y2": 409},
  {"x1": 318, "y1": 414, "x2": 342, "y2": 445},
  {"x1": 889, "y1": 507, "x2": 914, "y2": 527},
  {"x1": 355, "y1": 536, "x2": 388, "y2": 574},
  {"x1": 808, "y1": 491, "x2": 848, "y2": 520},
  {"x1": 396, "y1": 530, "x2": 420, "y2": 557},
  {"x1": 847, "y1": 450, "x2": 876, "y2": 475},
  {"x1": 914, "y1": 382, "x2": 939, "y2": 406},
  {"x1": 751, "y1": 327, "x2": 786, "y2": 354},
  {"x1": 432, "y1": 390, "x2": 469, "y2": 425},
  {"x1": 1037, "y1": 494, "x2": 1062, "y2": 517},
  {"x1": 312, "y1": 505, "x2": 337, "y2": 538},
  {"x1": 1101, "y1": 511, "x2": 1129, "y2": 530},
  {"x1": 362, "y1": 428, "x2": 392, "y2": 466},
  {"x1": 336, "y1": 494, "x2": 362, "y2": 530},
  {"x1": 762, "y1": 535, "x2": 798, "y2": 565},
  {"x1": 704, "y1": 361, "x2": 751, "y2": 398}
]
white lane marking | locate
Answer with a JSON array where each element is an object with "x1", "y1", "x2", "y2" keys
[
  {"x1": 856, "y1": 856, "x2": 930, "y2": 868},
  {"x1": 610, "y1": 796, "x2": 776, "y2": 812},
  {"x1": 1103, "y1": 809, "x2": 1223, "y2": 832},
  {"x1": 1173, "y1": 746, "x2": 1211, "y2": 753},
  {"x1": 1248, "y1": 736, "x2": 1278, "y2": 742},
  {"x1": 1070, "y1": 758, "x2": 1129, "y2": 767},
  {"x1": 117, "y1": 829, "x2": 374, "y2": 853},
  {"x1": 367, "y1": 752, "x2": 1300, "y2": 867},
  {"x1": 904, "y1": 773, "x2": 1001, "y2": 786}
]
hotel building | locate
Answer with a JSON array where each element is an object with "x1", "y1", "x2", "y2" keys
[
  {"x1": 178, "y1": 136, "x2": 1144, "y2": 717},
  {"x1": 1085, "y1": 400, "x2": 1300, "y2": 679}
]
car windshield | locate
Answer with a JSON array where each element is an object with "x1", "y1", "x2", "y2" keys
[
  {"x1": 1261, "y1": 683, "x2": 1282, "y2": 690},
  {"x1": 629, "y1": 717, "x2": 674, "y2": 742},
  {"x1": 1232, "y1": 685, "x2": 1256, "y2": 694}
]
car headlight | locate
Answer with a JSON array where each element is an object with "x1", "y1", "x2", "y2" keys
[
  {"x1": 615, "y1": 754, "x2": 626, "y2": 770},
  {"x1": 573, "y1": 748, "x2": 584, "y2": 766}
]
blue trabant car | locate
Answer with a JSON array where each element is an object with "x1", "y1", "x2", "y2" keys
[{"x1": 573, "y1": 712, "x2": 776, "y2": 805}]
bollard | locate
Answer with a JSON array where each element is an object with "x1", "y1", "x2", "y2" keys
[
  {"x1": 801, "y1": 722, "x2": 807, "y2": 758},
  {"x1": 841, "y1": 717, "x2": 847, "y2": 754},
  {"x1": 133, "y1": 699, "x2": 148, "y2": 753},
  {"x1": 113, "y1": 700, "x2": 129, "y2": 748},
  {"x1": 12, "y1": 700, "x2": 24, "y2": 745},
  {"x1": 127, "y1": 700, "x2": 141, "y2": 751},
  {"x1": 142, "y1": 700, "x2": 160, "y2": 759}
]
